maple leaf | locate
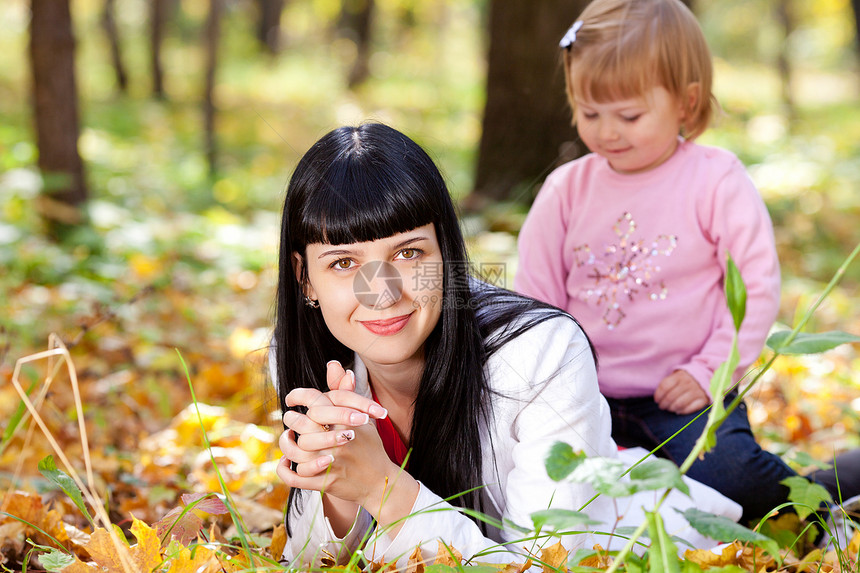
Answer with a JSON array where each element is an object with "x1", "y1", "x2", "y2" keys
[
  {"x1": 154, "y1": 506, "x2": 204, "y2": 546},
  {"x1": 539, "y1": 541, "x2": 568, "y2": 573},
  {"x1": 1, "y1": 491, "x2": 70, "y2": 548},
  {"x1": 577, "y1": 544, "x2": 611, "y2": 568},
  {"x1": 268, "y1": 523, "x2": 286, "y2": 561},
  {"x1": 180, "y1": 492, "x2": 229, "y2": 515},
  {"x1": 166, "y1": 544, "x2": 220, "y2": 573},
  {"x1": 67, "y1": 517, "x2": 162, "y2": 572},
  {"x1": 432, "y1": 541, "x2": 462, "y2": 567},
  {"x1": 684, "y1": 542, "x2": 742, "y2": 568},
  {"x1": 368, "y1": 558, "x2": 398, "y2": 573},
  {"x1": 406, "y1": 544, "x2": 427, "y2": 573}
]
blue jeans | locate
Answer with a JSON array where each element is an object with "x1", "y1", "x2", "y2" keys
[{"x1": 606, "y1": 394, "x2": 797, "y2": 523}]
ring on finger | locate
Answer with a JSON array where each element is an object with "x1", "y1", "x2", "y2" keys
[{"x1": 322, "y1": 424, "x2": 331, "y2": 432}]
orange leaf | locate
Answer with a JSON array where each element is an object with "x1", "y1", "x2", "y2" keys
[
  {"x1": 368, "y1": 559, "x2": 398, "y2": 573},
  {"x1": 269, "y1": 523, "x2": 286, "y2": 561},
  {"x1": 406, "y1": 544, "x2": 427, "y2": 573},
  {"x1": 1, "y1": 491, "x2": 69, "y2": 547},
  {"x1": 433, "y1": 541, "x2": 462, "y2": 566},
  {"x1": 129, "y1": 517, "x2": 163, "y2": 571},
  {"x1": 74, "y1": 518, "x2": 162, "y2": 572},
  {"x1": 540, "y1": 541, "x2": 568, "y2": 573},
  {"x1": 166, "y1": 544, "x2": 219, "y2": 573},
  {"x1": 577, "y1": 544, "x2": 610, "y2": 568},
  {"x1": 684, "y1": 545, "x2": 737, "y2": 569},
  {"x1": 496, "y1": 560, "x2": 532, "y2": 573},
  {"x1": 77, "y1": 527, "x2": 130, "y2": 572}
]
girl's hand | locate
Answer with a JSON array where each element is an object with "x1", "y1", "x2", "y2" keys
[{"x1": 654, "y1": 370, "x2": 710, "y2": 414}]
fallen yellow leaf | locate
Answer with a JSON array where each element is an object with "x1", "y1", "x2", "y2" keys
[{"x1": 540, "y1": 541, "x2": 568, "y2": 573}]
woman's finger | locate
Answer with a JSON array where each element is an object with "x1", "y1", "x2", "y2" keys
[
  {"x1": 283, "y1": 409, "x2": 331, "y2": 434},
  {"x1": 296, "y1": 428, "x2": 355, "y2": 452},
  {"x1": 325, "y1": 389, "x2": 388, "y2": 419},
  {"x1": 276, "y1": 455, "x2": 333, "y2": 488},
  {"x1": 305, "y1": 404, "x2": 370, "y2": 428},
  {"x1": 325, "y1": 360, "x2": 358, "y2": 398},
  {"x1": 285, "y1": 387, "x2": 333, "y2": 409},
  {"x1": 278, "y1": 429, "x2": 321, "y2": 464}
]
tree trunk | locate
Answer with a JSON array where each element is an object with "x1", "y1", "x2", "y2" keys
[
  {"x1": 775, "y1": 0, "x2": 795, "y2": 118},
  {"x1": 150, "y1": 0, "x2": 168, "y2": 98},
  {"x1": 101, "y1": 0, "x2": 128, "y2": 93},
  {"x1": 470, "y1": 0, "x2": 589, "y2": 207},
  {"x1": 339, "y1": 0, "x2": 375, "y2": 88},
  {"x1": 256, "y1": 0, "x2": 285, "y2": 54},
  {"x1": 849, "y1": 0, "x2": 860, "y2": 75},
  {"x1": 29, "y1": 0, "x2": 87, "y2": 237},
  {"x1": 204, "y1": 0, "x2": 222, "y2": 178}
]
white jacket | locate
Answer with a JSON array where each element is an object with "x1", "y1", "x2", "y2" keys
[{"x1": 281, "y1": 315, "x2": 741, "y2": 568}]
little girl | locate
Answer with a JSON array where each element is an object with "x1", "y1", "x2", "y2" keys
[{"x1": 515, "y1": 0, "x2": 800, "y2": 522}]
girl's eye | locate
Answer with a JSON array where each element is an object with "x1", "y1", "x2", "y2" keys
[
  {"x1": 582, "y1": 112, "x2": 598, "y2": 120},
  {"x1": 330, "y1": 258, "x2": 355, "y2": 270},
  {"x1": 622, "y1": 114, "x2": 642, "y2": 122}
]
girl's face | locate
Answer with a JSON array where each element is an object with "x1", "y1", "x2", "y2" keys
[
  {"x1": 575, "y1": 85, "x2": 686, "y2": 174},
  {"x1": 298, "y1": 223, "x2": 444, "y2": 371}
]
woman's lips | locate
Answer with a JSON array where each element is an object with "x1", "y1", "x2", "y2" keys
[{"x1": 360, "y1": 313, "x2": 412, "y2": 336}]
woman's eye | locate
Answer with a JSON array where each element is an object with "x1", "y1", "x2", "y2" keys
[
  {"x1": 622, "y1": 114, "x2": 642, "y2": 122},
  {"x1": 330, "y1": 258, "x2": 355, "y2": 270},
  {"x1": 396, "y1": 248, "x2": 424, "y2": 261},
  {"x1": 582, "y1": 112, "x2": 598, "y2": 120}
]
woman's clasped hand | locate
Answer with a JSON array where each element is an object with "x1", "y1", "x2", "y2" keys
[{"x1": 277, "y1": 361, "x2": 394, "y2": 493}]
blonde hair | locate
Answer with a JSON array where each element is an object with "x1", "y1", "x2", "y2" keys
[{"x1": 562, "y1": 0, "x2": 718, "y2": 140}]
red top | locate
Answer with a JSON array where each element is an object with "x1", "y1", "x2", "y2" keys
[{"x1": 369, "y1": 385, "x2": 409, "y2": 468}]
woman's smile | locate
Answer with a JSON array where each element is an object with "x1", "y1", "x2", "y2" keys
[{"x1": 360, "y1": 313, "x2": 413, "y2": 336}]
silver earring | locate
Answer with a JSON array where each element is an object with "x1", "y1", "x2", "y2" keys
[{"x1": 304, "y1": 296, "x2": 319, "y2": 309}]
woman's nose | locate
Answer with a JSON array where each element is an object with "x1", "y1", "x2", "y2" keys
[{"x1": 353, "y1": 261, "x2": 403, "y2": 310}]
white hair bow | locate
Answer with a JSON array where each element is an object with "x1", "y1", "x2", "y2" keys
[{"x1": 559, "y1": 21, "x2": 583, "y2": 49}]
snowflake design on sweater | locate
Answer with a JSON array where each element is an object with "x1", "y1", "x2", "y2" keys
[{"x1": 573, "y1": 212, "x2": 677, "y2": 329}]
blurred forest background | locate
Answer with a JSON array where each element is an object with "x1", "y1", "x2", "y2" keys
[{"x1": 1, "y1": 0, "x2": 860, "y2": 562}]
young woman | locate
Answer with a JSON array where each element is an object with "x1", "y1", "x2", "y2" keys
[{"x1": 272, "y1": 123, "x2": 739, "y2": 568}]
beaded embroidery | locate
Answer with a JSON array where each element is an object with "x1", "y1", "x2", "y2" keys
[{"x1": 573, "y1": 212, "x2": 677, "y2": 329}]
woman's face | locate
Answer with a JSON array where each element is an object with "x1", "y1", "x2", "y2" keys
[{"x1": 298, "y1": 223, "x2": 444, "y2": 370}]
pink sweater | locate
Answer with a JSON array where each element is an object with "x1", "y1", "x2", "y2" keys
[{"x1": 515, "y1": 140, "x2": 780, "y2": 399}]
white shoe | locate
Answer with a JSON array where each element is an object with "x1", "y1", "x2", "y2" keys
[{"x1": 820, "y1": 494, "x2": 860, "y2": 549}]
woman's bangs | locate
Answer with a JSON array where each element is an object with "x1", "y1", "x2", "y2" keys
[{"x1": 298, "y1": 159, "x2": 436, "y2": 247}]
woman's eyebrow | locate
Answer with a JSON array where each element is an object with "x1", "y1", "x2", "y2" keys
[
  {"x1": 317, "y1": 247, "x2": 358, "y2": 259},
  {"x1": 317, "y1": 235, "x2": 428, "y2": 259},
  {"x1": 392, "y1": 236, "x2": 428, "y2": 249}
]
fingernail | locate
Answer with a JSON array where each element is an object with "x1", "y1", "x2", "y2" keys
[
  {"x1": 283, "y1": 411, "x2": 296, "y2": 425},
  {"x1": 337, "y1": 430, "x2": 355, "y2": 443},
  {"x1": 326, "y1": 360, "x2": 341, "y2": 368},
  {"x1": 346, "y1": 369, "x2": 355, "y2": 383},
  {"x1": 349, "y1": 412, "x2": 370, "y2": 425},
  {"x1": 318, "y1": 454, "x2": 334, "y2": 469},
  {"x1": 369, "y1": 404, "x2": 388, "y2": 419}
]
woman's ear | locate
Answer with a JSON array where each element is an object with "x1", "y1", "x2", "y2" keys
[{"x1": 292, "y1": 252, "x2": 316, "y2": 300}]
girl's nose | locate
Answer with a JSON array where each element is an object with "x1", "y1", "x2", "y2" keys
[{"x1": 598, "y1": 119, "x2": 618, "y2": 141}]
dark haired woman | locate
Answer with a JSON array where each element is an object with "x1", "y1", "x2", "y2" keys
[{"x1": 273, "y1": 123, "x2": 739, "y2": 567}]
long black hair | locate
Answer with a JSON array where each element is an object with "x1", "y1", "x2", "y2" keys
[{"x1": 274, "y1": 123, "x2": 582, "y2": 530}]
